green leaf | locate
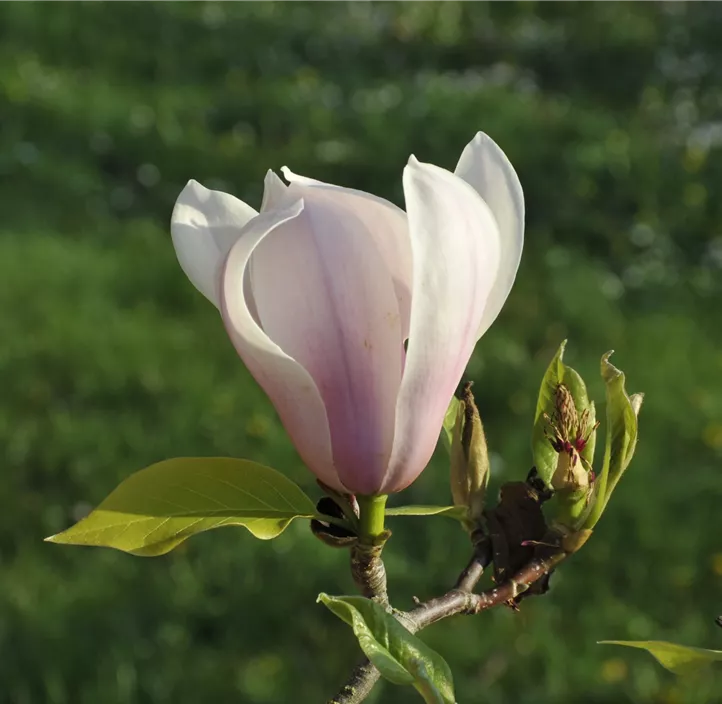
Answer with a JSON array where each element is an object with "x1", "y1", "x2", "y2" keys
[
  {"x1": 531, "y1": 341, "x2": 565, "y2": 483},
  {"x1": 440, "y1": 395, "x2": 461, "y2": 453},
  {"x1": 385, "y1": 505, "x2": 468, "y2": 520},
  {"x1": 318, "y1": 594, "x2": 456, "y2": 704},
  {"x1": 580, "y1": 400, "x2": 597, "y2": 468},
  {"x1": 583, "y1": 352, "x2": 641, "y2": 528},
  {"x1": 600, "y1": 640, "x2": 722, "y2": 676},
  {"x1": 46, "y1": 458, "x2": 317, "y2": 556},
  {"x1": 532, "y1": 341, "x2": 594, "y2": 485}
]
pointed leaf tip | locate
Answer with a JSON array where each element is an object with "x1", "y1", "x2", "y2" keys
[
  {"x1": 583, "y1": 353, "x2": 640, "y2": 529},
  {"x1": 630, "y1": 392, "x2": 644, "y2": 416},
  {"x1": 600, "y1": 640, "x2": 722, "y2": 676}
]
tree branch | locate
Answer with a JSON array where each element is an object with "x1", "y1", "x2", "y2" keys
[
  {"x1": 407, "y1": 549, "x2": 565, "y2": 632},
  {"x1": 328, "y1": 543, "x2": 388, "y2": 704},
  {"x1": 350, "y1": 541, "x2": 389, "y2": 606},
  {"x1": 327, "y1": 546, "x2": 565, "y2": 703},
  {"x1": 326, "y1": 659, "x2": 381, "y2": 704},
  {"x1": 453, "y1": 534, "x2": 491, "y2": 592}
]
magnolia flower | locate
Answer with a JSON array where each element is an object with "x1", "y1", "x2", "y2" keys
[{"x1": 171, "y1": 133, "x2": 524, "y2": 496}]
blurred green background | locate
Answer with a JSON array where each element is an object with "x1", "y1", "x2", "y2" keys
[{"x1": 1, "y1": 3, "x2": 721, "y2": 703}]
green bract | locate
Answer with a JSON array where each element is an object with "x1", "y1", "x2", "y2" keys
[
  {"x1": 582, "y1": 352, "x2": 643, "y2": 530},
  {"x1": 448, "y1": 384, "x2": 490, "y2": 524}
]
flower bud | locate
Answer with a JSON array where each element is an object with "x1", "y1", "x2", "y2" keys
[
  {"x1": 532, "y1": 341, "x2": 597, "y2": 489},
  {"x1": 531, "y1": 345, "x2": 642, "y2": 548},
  {"x1": 531, "y1": 342, "x2": 603, "y2": 533},
  {"x1": 172, "y1": 133, "x2": 525, "y2": 496},
  {"x1": 543, "y1": 381, "x2": 600, "y2": 528},
  {"x1": 449, "y1": 382, "x2": 490, "y2": 523}
]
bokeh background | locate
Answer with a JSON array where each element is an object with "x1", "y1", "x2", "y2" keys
[{"x1": 1, "y1": 3, "x2": 721, "y2": 703}]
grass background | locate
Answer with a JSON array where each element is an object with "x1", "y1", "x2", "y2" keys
[{"x1": 1, "y1": 3, "x2": 722, "y2": 703}]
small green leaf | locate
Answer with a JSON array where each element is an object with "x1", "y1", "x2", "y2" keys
[
  {"x1": 580, "y1": 400, "x2": 597, "y2": 468},
  {"x1": 385, "y1": 505, "x2": 468, "y2": 520},
  {"x1": 46, "y1": 458, "x2": 317, "y2": 556},
  {"x1": 440, "y1": 395, "x2": 461, "y2": 453},
  {"x1": 532, "y1": 341, "x2": 594, "y2": 485},
  {"x1": 318, "y1": 594, "x2": 456, "y2": 704},
  {"x1": 531, "y1": 341, "x2": 565, "y2": 483},
  {"x1": 600, "y1": 640, "x2": 722, "y2": 676},
  {"x1": 583, "y1": 353, "x2": 642, "y2": 528}
]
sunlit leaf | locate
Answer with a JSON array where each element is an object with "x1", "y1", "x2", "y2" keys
[
  {"x1": 600, "y1": 640, "x2": 722, "y2": 676},
  {"x1": 385, "y1": 505, "x2": 468, "y2": 520},
  {"x1": 583, "y1": 353, "x2": 642, "y2": 528},
  {"x1": 46, "y1": 458, "x2": 316, "y2": 556},
  {"x1": 318, "y1": 594, "x2": 456, "y2": 704}
]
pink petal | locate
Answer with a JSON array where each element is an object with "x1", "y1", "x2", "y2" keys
[
  {"x1": 220, "y1": 200, "x2": 343, "y2": 491},
  {"x1": 250, "y1": 184, "x2": 404, "y2": 495},
  {"x1": 260, "y1": 170, "x2": 288, "y2": 213},
  {"x1": 171, "y1": 180, "x2": 258, "y2": 307},
  {"x1": 455, "y1": 132, "x2": 525, "y2": 338},
  {"x1": 383, "y1": 157, "x2": 501, "y2": 493},
  {"x1": 281, "y1": 167, "x2": 413, "y2": 341}
]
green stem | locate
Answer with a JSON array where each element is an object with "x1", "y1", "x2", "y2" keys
[{"x1": 356, "y1": 494, "x2": 388, "y2": 544}]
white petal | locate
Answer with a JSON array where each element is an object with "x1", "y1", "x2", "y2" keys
[
  {"x1": 171, "y1": 180, "x2": 258, "y2": 307},
  {"x1": 260, "y1": 170, "x2": 288, "y2": 213},
  {"x1": 250, "y1": 185, "x2": 404, "y2": 495},
  {"x1": 383, "y1": 158, "x2": 501, "y2": 492},
  {"x1": 281, "y1": 166, "x2": 413, "y2": 340},
  {"x1": 221, "y1": 200, "x2": 342, "y2": 491},
  {"x1": 279, "y1": 166, "x2": 322, "y2": 188},
  {"x1": 455, "y1": 132, "x2": 525, "y2": 338}
]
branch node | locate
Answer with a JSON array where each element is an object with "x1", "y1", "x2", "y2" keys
[{"x1": 350, "y1": 540, "x2": 389, "y2": 606}]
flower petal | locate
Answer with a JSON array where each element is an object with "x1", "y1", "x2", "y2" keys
[
  {"x1": 250, "y1": 185, "x2": 404, "y2": 495},
  {"x1": 220, "y1": 200, "x2": 342, "y2": 491},
  {"x1": 171, "y1": 180, "x2": 258, "y2": 307},
  {"x1": 281, "y1": 167, "x2": 413, "y2": 341},
  {"x1": 383, "y1": 157, "x2": 501, "y2": 492},
  {"x1": 260, "y1": 170, "x2": 288, "y2": 213},
  {"x1": 455, "y1": 132, "x2": 525, "y2": 338}
]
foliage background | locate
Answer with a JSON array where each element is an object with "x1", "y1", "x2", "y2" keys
[{"x1": 1, "y1": 3, "x2": 722, "y2": 703}]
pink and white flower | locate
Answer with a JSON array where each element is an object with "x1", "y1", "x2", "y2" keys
[{"x1": 170, "y1": 133, "x2": 524, "y2": 495}]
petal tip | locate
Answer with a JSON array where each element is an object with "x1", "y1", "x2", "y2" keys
[{"x1": 173, "y1": 179, "x2": 210, "y2": 212}]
